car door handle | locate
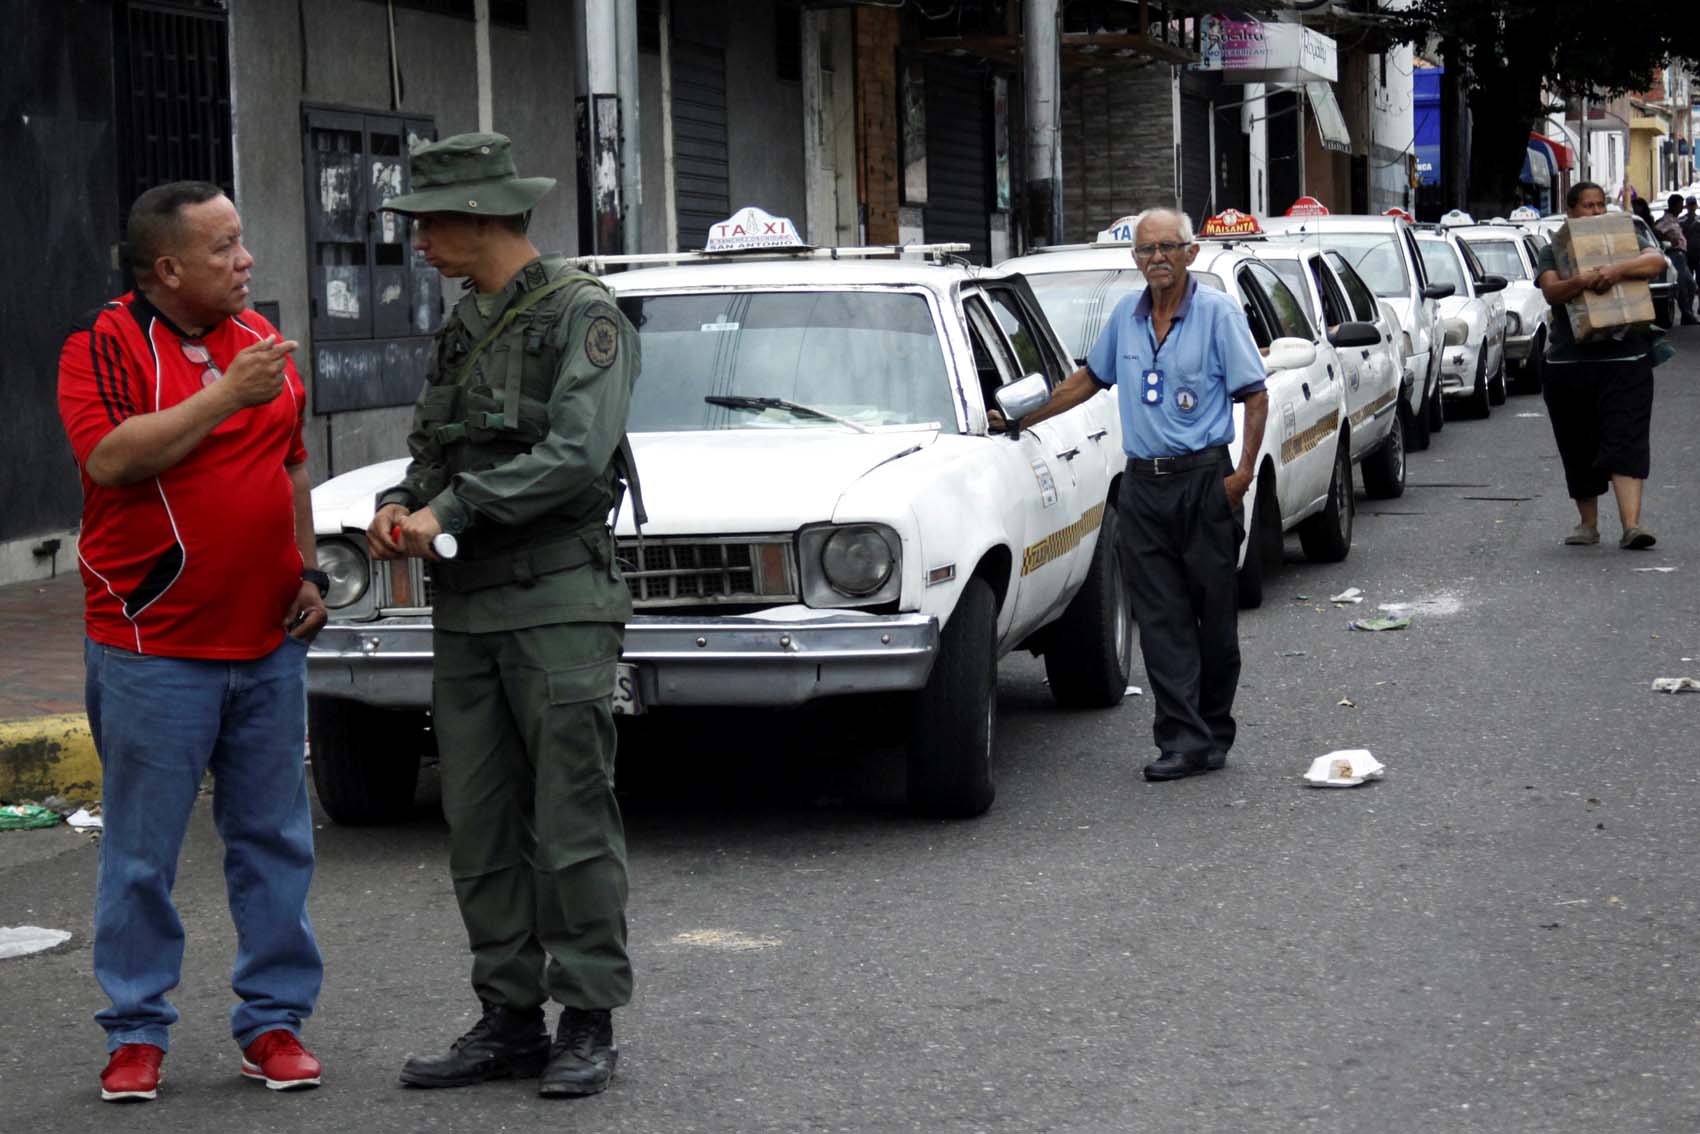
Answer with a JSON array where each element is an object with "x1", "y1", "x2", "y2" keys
[
  {"x1": 1056, "y1": 447, "x2": 1081, "y2": 461},
  {"x1": 1086, "y1": 428, "x2": 1109, "y2": 442},
  {"x1": 1302, "y1": 383, "x2": 1312, "y2": 400}
]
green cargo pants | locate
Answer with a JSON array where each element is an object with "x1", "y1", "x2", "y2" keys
[{"x1": 431, "y1": 621, "x2": 631, "y2": 1010}]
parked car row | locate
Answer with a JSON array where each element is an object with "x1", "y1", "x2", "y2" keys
[{"x1": 301, "y1": 203, "x2": 1547, "y2": 829}]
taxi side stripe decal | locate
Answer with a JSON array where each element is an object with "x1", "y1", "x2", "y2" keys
[
  {"x1": 1021, "y1": 502, "x2": 1106, "y2": 577},
  {"x1": 1347, "y1": 389, "x2": 1398, "y2": 429},
  {"x1": 1280, "y1": 409, "x2": 1341, "y2": 464}
]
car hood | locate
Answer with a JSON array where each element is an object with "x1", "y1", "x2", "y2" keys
[{"x1": 623, "y1": 428, "x2": 939, "y2": 535}]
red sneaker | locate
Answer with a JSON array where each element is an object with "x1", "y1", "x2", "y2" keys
[
  {"x1": 241, "y1": 1029, "x2": 322, "y2": 1090},
  {"x1": 101, "y1": 1043, "x2": 163, "y2": 1102}
]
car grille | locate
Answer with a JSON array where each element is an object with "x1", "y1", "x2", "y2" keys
[
  {"x1": 377, "y1": 537, "x2": 797, "y2": 613},
  {"x1": 616, "y1": 537, "x2": 798, "y2": 607}
]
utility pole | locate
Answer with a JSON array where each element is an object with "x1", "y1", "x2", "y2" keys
[
  {"x1": 1023, "y1": 0, "x2": 1061, "y2": 247},
  {"x1": 615, "y1": 0, "x2": 642, "y2": 253},
  {"x1": 576, "y1": 0, "x2": 623, "y2": 254}
]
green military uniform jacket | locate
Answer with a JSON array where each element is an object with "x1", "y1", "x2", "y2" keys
[{"x1": 381, "y1": 255, "x2": 639, "y2": 633}]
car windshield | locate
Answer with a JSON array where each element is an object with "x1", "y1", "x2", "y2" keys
[
  {"x1": 1468, "y1": 238, "x2": 1527, "y2": 279},
  {"x1": 1416, "y1": 240, "x2": 1466, "y2": 291},
  {"x1": 1024, "y1": 268, "x2": 1146, "y2": 359},
  {"x1": 1262, "y1": 259, "x2": 1319, "y2": 324},
  {"x1": 1311, "y1": 233, "x2": 1409, "y2": 297},
  {"x1": 616, "y1": 290, "x2": 958, "y2": 433}
]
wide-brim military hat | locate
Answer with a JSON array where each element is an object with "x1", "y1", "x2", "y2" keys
[{"x1": 381, "y1": 132, "x2": 555, "y2": 217}]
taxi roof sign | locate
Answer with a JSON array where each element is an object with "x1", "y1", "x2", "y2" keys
[
  {"x1": 1094, "y1": 214, "x2": 1142, "y2": 244},
  {"x1": 1285, "y1": 196, "x2": 1330, "y2": 218},
  {"x1": 1438, "y1": 208, "x2": 1475, "y2": 227},
  {"x1": 1382, "y1": 206, "x2": 1415, "y2": 223},
  {"x1": 1200, "y1": 208, "x2": 1262, "y2": 238},
  {"x1": 703, "y1": 206, "x2": 807, "y2": 253},
  {"x1": 1509, "y1": 205, "x2": 1541, "y2": 222}
]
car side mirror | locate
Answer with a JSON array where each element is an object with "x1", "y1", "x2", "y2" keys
[
  {"x1": 992, "y1": 372, "x2": 1051, "y2": 438},
  {"x1": 1422, "y1": 282, "x2": 1456, "y2": 300},
  {"x1": 1264, "y1": 337, "x2": 1318, "y2": 373},
  {"x1": 1327, "y1": 321, "x2": 1381, "y2": 349},
  {"x1": 1476, "y1": 274, "x2": 1508, "y2": 294},
  {"x1": 1442, "y1": 317, "x2": 1469, "y2": 346}
]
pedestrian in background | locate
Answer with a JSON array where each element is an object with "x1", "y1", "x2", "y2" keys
[
  {"x1": 1535, "y1": 180, "x2": 1670, "y2": 550},
  {"x1": 56, "y1": 181, "x2": 327, "y2": 1102},
  {"x1": 1678, "y1": 196, "x2": 1700, "y2": 277},
  {"x1": 1653, "y1": 193, "x2": 1699, "y2": 324},
  {"x1": 993, "y1": 208, "x2": 1269, "y2": 782},
  {"x1": 370, "y1": 134, "x2": 643, "y2": 1099}
]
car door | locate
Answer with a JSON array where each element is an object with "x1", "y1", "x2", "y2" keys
[
  {"x1": 961, "y1": 293, "x2": 1086, "y2": 638},
  {"x1": 1240, "y1": 261, "x2": 1340, "y2": 521},
  {"x1": 1305, "y1": 252, "x2": 1375, "y2": 458},
  {"x1": 1315, "y1": 253, "x2": 1397, "y2": 458},
  {"x1": 1458, "y1": 240, "x2": 1506, "y2": 372}
]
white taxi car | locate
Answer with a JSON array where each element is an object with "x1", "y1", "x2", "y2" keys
[
  {"x1": 1261, "y1": 212, "x2": 1454, "y2": 451},
  {"x1": 1414, "y1": 230, "x2": 1509, "y2": 418},
  {"x1": 998, "y1": 209, "x2": 1354, "y2": 610},
  {"x1": 1245, "y1": 241, "x2": 1408, "y2": 499},
  {"x1": 1451, "y1": 223, "x2": 1549, "y2": 394},
  {"x1": 308, "y1": 210, "x2": 1136, "y2": 823}
]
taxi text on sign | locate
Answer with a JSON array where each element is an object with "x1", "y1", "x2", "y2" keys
[
  {"x1": 705, "y1": 206, "x2": 806, "y2": 253},
  {"x1": 1201, "y1": 209, "x2": 1262, "y2": 238}
]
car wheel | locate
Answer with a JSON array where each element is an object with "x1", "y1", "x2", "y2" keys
[
  {"x1": 1488, "y1": 339, "x2": 1507, "y2": 406},
  {"x1": 1298, "y1": 440, "x2": 1354, "y2": 563},
  {"x1": 308, "y1": 696, "x2": 426, "y2": 825},
  {"x1": 1361, "y1": 408, "x2": 1406, "y2": 499},
  {"x1": 1044, "y1": 506, "x2": 1135, "y2": 708},
  {"x1": 1426, "y1": 359, "x2": 1446, "y2": 434},
  {"x1": 1514, "y1": 328, "x2": 1544, "y2": 396},
  {"x1": 1450, "y1": 348, "x2": 1490, "y2": 420},
  {"x1": 1237, "y1": 474, "x2": 1279, "y2": 609},
  {"x1": 907, "y1": 576, "x2": 996, "y2": 818}
]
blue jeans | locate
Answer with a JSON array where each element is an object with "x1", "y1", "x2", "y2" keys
[{"x1": 85, "y1": 636, "x2": 322, "y2": 1053}]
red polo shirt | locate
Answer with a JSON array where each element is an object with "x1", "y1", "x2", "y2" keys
[{"x1": 57, "y1": 294, "x2": 309, "y2": 659}]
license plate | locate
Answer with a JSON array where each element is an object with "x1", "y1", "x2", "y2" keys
[{"x1": 612, "y1": 662, "x2": 643, "y2": 716}]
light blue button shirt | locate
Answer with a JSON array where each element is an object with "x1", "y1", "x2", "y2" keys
[{"x1": 1085, "y1": 275, "x2": 1267, "y2": 459}]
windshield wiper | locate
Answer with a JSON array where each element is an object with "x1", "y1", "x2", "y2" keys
[{"x1": 704, "y1": 395, "x2": 872, "y2": 434}]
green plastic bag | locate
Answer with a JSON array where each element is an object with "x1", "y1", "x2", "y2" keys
[{"x1": 0, "y1": 804, "x2": 63, "y2": 831}]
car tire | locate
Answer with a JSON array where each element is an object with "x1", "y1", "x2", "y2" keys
[
  {"x1": 1361, "y1": 407, "x2": 1407, "y2": 499},
  {"x1": 1513, "y1": 328, "x2": 1544, "y2": 396},
  {"x1": 308, "y1": 696, "x2": 425, "y2": 825},
  {"x1": 1237, "y1": 474, "x2": 1279, "y2": 610},
  {"x1": 1406, "y1": 383, "x2": 1431, "y2": 451},
  {"x1": 1488, "y1": 340, "x2": 1507, "y2": 406},
  {"x1": 1045, "y1": 506, "x2": 1135, "y2": 708},
  {"x1": 1298, "y1": 440, "x2": 1354, "y2": 563},
  {"x1": 1450, "y1": 349, "x2": 1491, "y2": 420},
  {"x1": 906, "y1": 577, "x2": 997, "y2": 819},
  {"x1": 1426, "y1": 361, "x2": 1446, "y2": 434}
]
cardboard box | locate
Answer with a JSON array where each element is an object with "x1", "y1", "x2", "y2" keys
[{"x1": 1549, "y1": 214, "x2": 1656, "y2": 341}]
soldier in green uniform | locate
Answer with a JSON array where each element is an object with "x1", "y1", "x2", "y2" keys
[{"x1": 366, "y1": 133, "x2": 642, "y2": 1099}]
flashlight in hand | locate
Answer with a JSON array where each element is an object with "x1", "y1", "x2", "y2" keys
[{"x1": 391, "y1": 525, "x2": 458, "y2": 559}]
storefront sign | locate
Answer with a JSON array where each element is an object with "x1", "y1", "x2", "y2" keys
[{"x1": 1192, "y1": 17, "x2": 1337, "y2": 84}]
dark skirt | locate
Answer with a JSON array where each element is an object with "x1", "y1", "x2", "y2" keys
[{"x1": 1540, "y1": 353, "x2": 1654, "y2": 499}]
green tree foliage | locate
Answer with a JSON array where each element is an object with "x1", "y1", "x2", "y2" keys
[{"x1": 1390, "y1": 1, "x2": 1699, "y2": 210}]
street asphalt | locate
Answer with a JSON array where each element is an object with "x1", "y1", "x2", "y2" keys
[{"x1": 3, "y1": 329, "x2": 1699, "y2": 1132}]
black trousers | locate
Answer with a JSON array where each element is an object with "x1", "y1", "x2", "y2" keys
[
  {"x1": 1541, "y1": 354, "x2": 1654, "y2": 500},
  {"x1": 1116, "y1": 451, "x2": 1243, "y2": 761}
]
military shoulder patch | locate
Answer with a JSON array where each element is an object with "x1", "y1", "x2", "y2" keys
[{"x1": 584, "y1": 311, "x2": 619, "y2": 369}]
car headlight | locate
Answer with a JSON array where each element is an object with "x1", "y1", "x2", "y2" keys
[
  {"x1": 316, "y1": 538, "x2": 370, "y2": 608},
  {"x1": 1506, "y1": 311, "x2": 1521, "y2": 334},
  {"x1": 798, "y1": 523, "x2": 902, "y2": 607}
]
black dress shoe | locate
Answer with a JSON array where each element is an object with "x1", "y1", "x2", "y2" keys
[
  {"x1": 1143, "y1": 751, "x2": 1211, "y2": 781},
  {"x1": 399, "y1": 1001, "x2": 551, "y2": 1088},
  {"x1": 1207, "y1": 750, "x2": 1228, "y2": 770},
  {"x1": 538, "y1": 1007, "x2": 618, "y2": 1098}
]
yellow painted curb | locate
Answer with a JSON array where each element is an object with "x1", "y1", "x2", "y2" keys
[{"x1": 0, "y1": 714, "x2": 100, "y2": 804}]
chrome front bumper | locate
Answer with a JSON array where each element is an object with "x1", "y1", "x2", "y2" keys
[{"x1": 307, "y1": 608, "x2": 941, "y2": 710}]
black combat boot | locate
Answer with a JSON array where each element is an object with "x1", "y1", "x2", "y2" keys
[
  {"x1": 398, "y1": 1001, "x2": 550, "y2": 1088},
  {"x1": 537, "y1": 1007, "x2": 617, "y2": 1098}
]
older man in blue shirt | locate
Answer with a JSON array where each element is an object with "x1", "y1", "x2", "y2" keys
[{"x1": 1010, "y1": 208, "x2": 1268, "y2": 781}]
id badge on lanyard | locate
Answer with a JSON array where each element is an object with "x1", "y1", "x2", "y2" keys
[{"x1": 1141, "y1": 369, "x2": 1164, "y2": 407}]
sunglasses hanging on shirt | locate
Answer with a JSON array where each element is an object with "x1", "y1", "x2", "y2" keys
[{"x1": 180, "y1": 340, "x2": 222, "y2": 388}]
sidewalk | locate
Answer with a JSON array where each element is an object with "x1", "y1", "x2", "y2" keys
[{"x1": 0, "y1": 573, "x2": 98, "y2": 803}]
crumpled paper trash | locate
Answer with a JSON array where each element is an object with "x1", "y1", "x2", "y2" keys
[
  {"x1": 1651, "y1": 677, "x2": 1700, "y2": 693},
  {"x1": 1302, "y1": 749, "x2": 1385, "y2": 788},
  {"x1": 1330, "y1": 587, "x2": 1364, "y2": 604},
  {"x1": 1350, "y1": 616, "x2": 1411, "y2": 632},
  {"x1": 66, "y1": 807, "x2": 103, "y2": 830},
  {"x1": 0, "y1": 926, "x2": 72, "y2": 959}
]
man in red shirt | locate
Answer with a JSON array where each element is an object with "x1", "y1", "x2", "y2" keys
[{"x1": 57, "y1": 181, "x2": 328, "y2": 1102}]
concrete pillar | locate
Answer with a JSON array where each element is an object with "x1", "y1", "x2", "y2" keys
[
  {"x1": 576, "y1": 0, "x2": 623, "y2": 254},
  {"x1": 615, "y1": 0, "x2": 642, "y2": 252},
  {"x1": 1023, "y1": 0, "x2": 1061, "y2": 246}
]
